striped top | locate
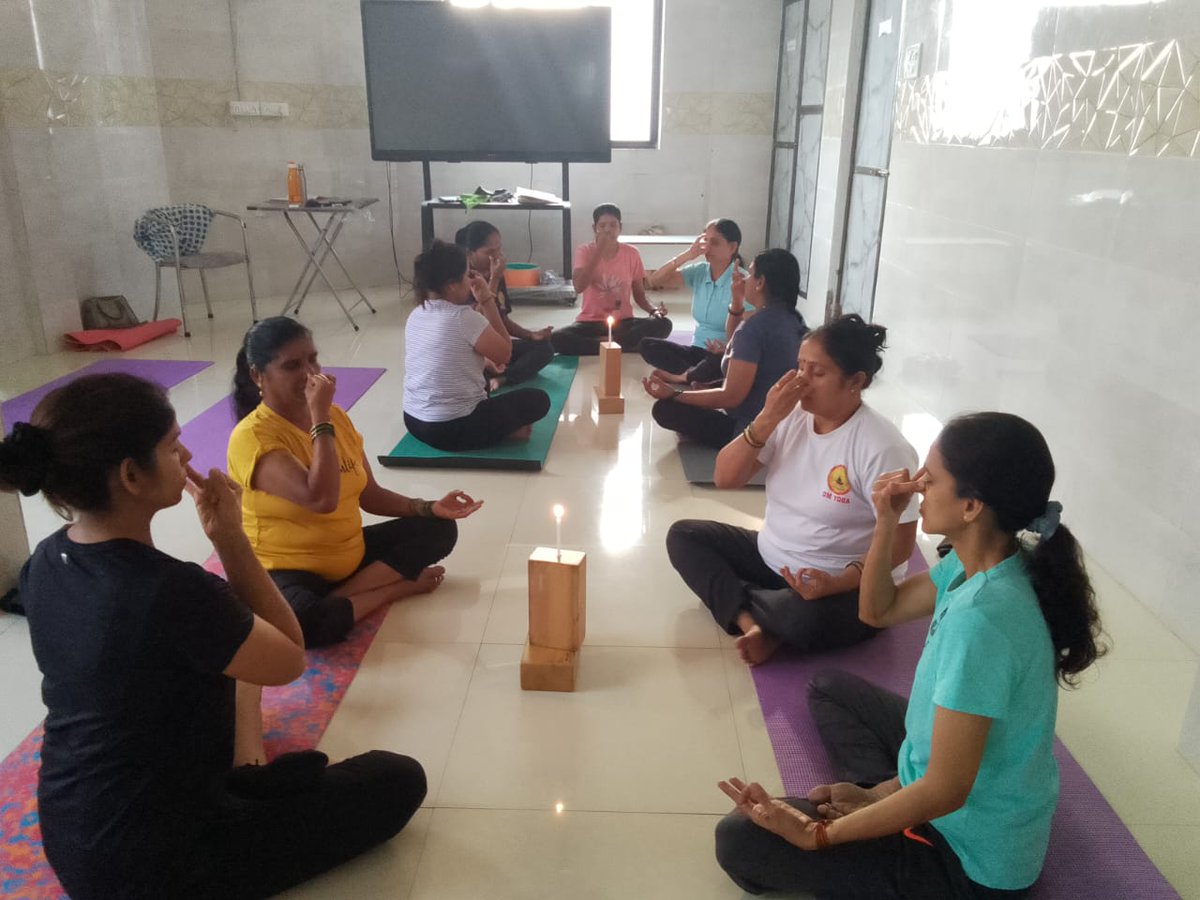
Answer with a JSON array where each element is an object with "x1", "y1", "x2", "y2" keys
[{"x1": 403, "y1": 298, "x2": 491, "y2": 422}]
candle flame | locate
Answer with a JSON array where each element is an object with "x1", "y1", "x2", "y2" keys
[
  {"x1": 552, "y1": 503, "x2": 565, "y2": 521},
  {"x1": 606, "y1": 315, "x2": 614, "y2": 326}
]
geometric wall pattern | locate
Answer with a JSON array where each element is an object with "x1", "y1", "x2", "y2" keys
[{"x1": 896, "y1": 38, "x2": 1200, "y2": 158}]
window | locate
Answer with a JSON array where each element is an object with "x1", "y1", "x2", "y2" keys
[{"x1": 450, "y1": 0, "x2": 663, "y2": 147}]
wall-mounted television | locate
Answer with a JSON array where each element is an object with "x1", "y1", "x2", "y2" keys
[{"x1": 361, "y1": 1, "x2": 612, "y2": 163}]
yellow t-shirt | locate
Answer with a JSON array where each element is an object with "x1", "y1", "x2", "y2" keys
[{"x1": 227, "y1": 404, "x2": 368, "y2": 582}]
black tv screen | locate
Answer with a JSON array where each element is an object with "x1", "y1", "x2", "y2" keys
[{"x1": 361, "y1": 1, "x2": 612, "y2": 163}]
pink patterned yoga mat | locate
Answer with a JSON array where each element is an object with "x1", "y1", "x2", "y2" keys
[
  {"x1": 0, "y1": 369, "x2": 388, "y2": 898},
  {"x1": 749, "y1": 550, "x2": 1180, "y2": 898}
]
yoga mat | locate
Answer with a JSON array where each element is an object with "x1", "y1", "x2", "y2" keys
[
  {"x1": 379, "y1": 356, "x2": 578, "y2": 472},
  {"x1": 666, "y1": 329, "x2": 694, "y2": 347},
  {"x1": 0, "y1": 368, "x2": 388, "y2": 899},
  {"x1": 678, "y1": 439, "x2": 766, "y2": 487},
  {"x1": 182, "y1": 366, "x2": 387, "y2": 474},
  {"x1": 2, "y1": 358, "x2": 213, "y2": 435},
  {"x1": 748, "y1": 549, "x2": 1179, "y2": 899},
  {"x1": 62, "y1": 319, "x2": 181, "y2": 352}
]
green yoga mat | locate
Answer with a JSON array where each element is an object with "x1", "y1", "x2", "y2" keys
[{"x1": 378, "y1": 356, "x2": 578, "y2": 471}]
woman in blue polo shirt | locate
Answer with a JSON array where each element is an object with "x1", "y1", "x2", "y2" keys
[
  {"x1": 639, "y1": 218, "x2": 746, "y2": 386},
  {"x1": 642, "y1": 248, "x2": 807, "y2": 448},
  {"x1": 714, "y1": 412, "x2": 1106, "y2": 898}
]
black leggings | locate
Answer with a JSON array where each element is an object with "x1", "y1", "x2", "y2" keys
[
  {"x1": 403, "y1": 388, "x2": 550, "y2": 452},
  {"x1": 714, "y1": 671, "x2": 1027, "y2": 899},
  {"x1": 269, "y1": 517, "x2": 458, "y2": 647},
  {"x1": 651, "y1": 399, "x2": 741, "y2": 449},
  {"x1": 549, "y1": 317, "x2": 672, "y2": 356},
  {"x1": 489, "y1": 337, "x2": 554, "y2": 385},
  {"x1": 639, "y1": 339, "x2": 724, "y2": 384},
  {"x1": 50, "y1": 750, "x2": 427, "y2": 900},
  {"x1": 665, "y1": 519, "x2": 879, "y2": 653}
]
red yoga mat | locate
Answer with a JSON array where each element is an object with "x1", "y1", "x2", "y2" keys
[{"x1": 63, "y1": 319, "x2": 181, "y2": 352}]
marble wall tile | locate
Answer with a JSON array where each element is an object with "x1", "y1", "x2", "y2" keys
[
  {"x1": 710, "y1": 92, "x2": 774, "y2": 135},
  {"x1": 775, "y1": 1, "x2": 804, "y2": 141}
]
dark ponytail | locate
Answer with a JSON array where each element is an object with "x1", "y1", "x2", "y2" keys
[
  {"x1": 233, "y1": 316, "x2": 311, "y2": 420},
  {"x1": 805, "y1": 314, "x2": 887, "y2": 387},
  {"x1": 938, "y1": 412, "x2": 1106, "y2": 686},
  {"x1": 412, "y1": 239, "x2": 468, "y2": 304},
  {"x1": 0, "y1": 374, "x2": 176, "y2": 517}
]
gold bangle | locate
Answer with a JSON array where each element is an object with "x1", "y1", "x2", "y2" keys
[
  {"x1": 310, "y1": 421, "x2": 334, "y2": 441},
  {"x1": 742, "y1": 424, "x2": 765, "y2": 449}
]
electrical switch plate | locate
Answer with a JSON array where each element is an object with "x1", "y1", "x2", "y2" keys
[
  {"x1": 229, "y1": 100, "x2": 260, "y2": 116},
  {"x1": 260, "y1": 102, "x2": 289, "y2": 117}
]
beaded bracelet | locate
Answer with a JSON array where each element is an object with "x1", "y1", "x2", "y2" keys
[{"x1": 310, "y1": 421, "x2": 335, "y2": 441}]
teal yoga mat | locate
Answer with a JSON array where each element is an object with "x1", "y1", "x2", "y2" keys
[{"x1": 378, "y1": 356, "x2": 578, "y2": 471}]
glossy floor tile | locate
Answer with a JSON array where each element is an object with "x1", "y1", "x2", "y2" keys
[{"x1": 1, "y1": 284, "x2": 1197, "y2": 898}]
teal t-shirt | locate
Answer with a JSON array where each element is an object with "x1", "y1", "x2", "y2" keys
[
  {"x1": 897, "y1": 550, "x2": 1058, "y2": 890},
  {"x1": 680, "y1": 261, "x2": 752, "y2": 348}
]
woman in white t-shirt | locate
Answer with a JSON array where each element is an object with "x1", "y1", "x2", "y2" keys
[
  {"x1": 403, "y1": 240, "x2": 551, "y2": 451},
  {"x1": 665, "y1": 314, "x2": 919, "y2": 666}
]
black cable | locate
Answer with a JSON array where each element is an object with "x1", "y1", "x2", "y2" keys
[{"x1": 385, "y1": 163, "x2": 413, "y2": 299}]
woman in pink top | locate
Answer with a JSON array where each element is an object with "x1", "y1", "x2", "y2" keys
[{"x1": 550, "y1": 203, "x2": 672, "y2": 356}]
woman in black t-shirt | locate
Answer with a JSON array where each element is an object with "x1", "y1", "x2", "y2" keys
[{"x1": 0, "y1": 374, "x2": 427, "y2": 900}]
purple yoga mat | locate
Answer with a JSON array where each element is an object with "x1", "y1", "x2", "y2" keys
[
  {"x1": 749, "y1": 549, "x2": 1179, "y2": 898},
  {"x1": 666, "y1": 329, "x2": 694, "y2": 347},
  {"x1": 1, "y1": 359, "x2": 212, "y2": 434},
  {"x1": 181, "y1": 367, "x2": 386, "y2": 474}
]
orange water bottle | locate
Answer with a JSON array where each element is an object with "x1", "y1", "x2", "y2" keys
[{"x1": 286, "y1": 161, "x2": 307, "y2": 207}]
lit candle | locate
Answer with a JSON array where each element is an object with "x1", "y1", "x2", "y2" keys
[
  {"x1": 606, "y1": 315, "x2": 614, "y2": 345},
  {"x1": 553, "y1": 503, "x2": 565, "y2": 560}
]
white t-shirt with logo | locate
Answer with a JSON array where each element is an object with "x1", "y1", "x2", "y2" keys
[{"x1": 756, "y1": 403, "x2": 919, "y2": 575}]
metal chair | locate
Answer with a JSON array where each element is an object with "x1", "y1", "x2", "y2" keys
[{"x1": 133, "y1": 204, "x2": 259, "y2": 337}]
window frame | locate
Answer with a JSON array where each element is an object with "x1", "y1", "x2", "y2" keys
[{"x1": 608, "y1": 0, "x2": 664, "y2": 149}]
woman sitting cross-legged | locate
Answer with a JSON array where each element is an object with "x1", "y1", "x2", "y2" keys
[
  {"x1": 229, "y1": 316, "x2": 482, "y2": 648},
  {"x1": 715, "y1": 412, "x2": 1106, "y2": 899},
  {"x1": 639, "y1": 217, "x2": 747, "y2": 387},
  {"x1": 403, "y1": 240, "x2": 552, "y2": 450},
  {"x1": 455, "y1": 219, "x2": 555, "y2": 391},
  {"x1": 549, "y1": 202, "x2": 673, "y2": 356},
  {"x1": 0, "y1": 374, "x2": 427, "y2": 900},
  {"x1": 642, "y1": 248, "x2": 808, "y2": 449},
  {"x1": 665, "y1": 314, "x2": 918, "y2": 665}
]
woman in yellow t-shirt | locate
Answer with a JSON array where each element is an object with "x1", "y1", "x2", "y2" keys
[{"x1": 228, "y1": 317, "x2": 483, "y2": 646}]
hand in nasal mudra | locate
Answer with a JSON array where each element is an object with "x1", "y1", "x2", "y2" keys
[
  {"x1": 730, "y1": 265, "x2": 747, "y2": 306},
  {"x1": 431, "y1": 490, "x2": 484, "y2": 520},
  {"x1": 872, "y1": 468, "x2": 925, "y2": 524},
  {"x1": 467, "y1": 270, "x2": 494, "y2": 303},
  {"x1": 305, "y1": 372, "x2": 337, "y2": 420},
  {"x1": 718, "y1": 777, "x2": 824, "y2": 849},
  {"x1": 759, "y1": 369, "x2": 806, "y2": 425},
  {"x1": 185, "y1": 465, "x2": 245, "y2": 545},
  {"x1": 488, "y1": 254, "x2": 507, "y2": 290}
]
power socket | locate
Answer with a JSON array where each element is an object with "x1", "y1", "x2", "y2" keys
[{"x1": 229, "y1": 100, "x2": 260, "y2": 116}]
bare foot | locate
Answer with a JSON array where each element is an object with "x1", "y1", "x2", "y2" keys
[
  {"x1": 735, "y1": 625, "x2": 781, "y2": 666},
  {"x1": 651, "y1": 367, "x2": 685, "y2": 385},
  {"x1": 507, "y1": 424, "x2": 533, "y2": 442},
  {"x1": 410, "y1": 565, "x2": 446, "y2": 595}
]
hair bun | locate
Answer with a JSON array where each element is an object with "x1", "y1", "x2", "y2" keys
[{"x1": 1, "y1": 422, "x2": 53, "y2": 495}]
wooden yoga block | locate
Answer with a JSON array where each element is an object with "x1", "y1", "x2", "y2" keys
[
  {"x1": 527, "y1": 547, "x2": 586, "y2": 651},
  {"x1": 522, "y1": 547, "x2": 587, "y2": 692},
  {"x1": 520, "y1": 642, "x2": 579, "y2": 692},
  {"x1": 593, "y1": 341, "x2": 625, "y2": 414}
]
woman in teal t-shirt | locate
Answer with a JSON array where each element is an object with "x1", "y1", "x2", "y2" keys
[{"x1": 714, "y1": 412, "x2": 1106, "y2": 898}]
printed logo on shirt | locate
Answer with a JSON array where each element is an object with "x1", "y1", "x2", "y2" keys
[
  {"x1": 825, "y1": 464, "x2": 851, "y2": 501},
  {"x1": 339, "y1": 457, "x2": 359, "y2": 475}
]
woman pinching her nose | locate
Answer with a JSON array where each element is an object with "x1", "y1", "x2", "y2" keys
[{"x1": 228, "y1": 316, "x2": 484, "y2": 648}]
